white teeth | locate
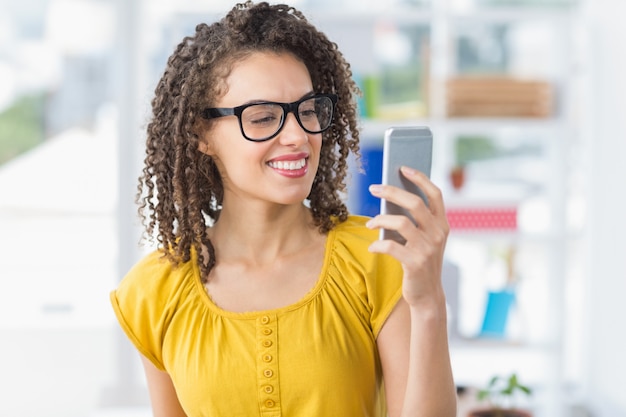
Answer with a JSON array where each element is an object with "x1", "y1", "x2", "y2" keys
[{"x1": 268, "y1": 158, "x2": 306, "y2": 170}]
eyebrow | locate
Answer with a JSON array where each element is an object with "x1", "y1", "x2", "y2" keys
[{"x1": 234, "y1": 91, "x2": 316, "y2": 107}]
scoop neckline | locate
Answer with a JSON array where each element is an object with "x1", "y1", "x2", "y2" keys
[{"x1": 190, "y1": 226, "x2": 337, "y2": 319}]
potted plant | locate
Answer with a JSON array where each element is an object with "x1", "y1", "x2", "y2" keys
[{"x1": 469, "y1": 373, "x2": 533, "y2": 417}]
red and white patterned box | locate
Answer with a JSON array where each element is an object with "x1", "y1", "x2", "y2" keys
[{"x1": 446, "y1": 207, "x2": 517, "y2": 231}]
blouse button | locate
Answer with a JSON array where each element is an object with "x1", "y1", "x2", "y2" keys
[
  {"x1": 264, "y1": 385, "x2": 274, "y2": 394},
  {"x1": 265, "y1": 399, "x2": 275, "y2": 408},
  {"x1": 262, "y1": 340, "x2": 273, "y2": 347},
  {"x1": 262, "y1": 328, "x2": 272, "y2": 335},
  {"x1": 263, "y1": 369, "x2": 273, "y2": 378},
  {"x1": 263, "y1": 354, "x2": 273, "y2": 362},
  {"x1": 261, "y1": 316, "x2": 270, "y2": 324}
]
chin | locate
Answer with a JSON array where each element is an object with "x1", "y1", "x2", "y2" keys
[{"x1": 273, "y1": 187, "x2": 314, "y2": 206}]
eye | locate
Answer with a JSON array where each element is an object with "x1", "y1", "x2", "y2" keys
[
  {"x1": 299, "y1": 109, "x2": 317, "y2": 119},
  {"x1": 249, "y1": 114, "x2": 278, "y2": 126},
  {"x1": 298, "y1": 102, "x2": 318, "y2": 120},
  {"x1": 243, "y1": 104, "x2": 282, "y2": 126}
]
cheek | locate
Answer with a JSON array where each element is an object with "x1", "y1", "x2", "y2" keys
[
  {"x1": 310, "y1": 136, "x2": 324, "y2": 164},
  {"x1": 210, "y1": 137, "x2": 270, "y2": 181},
  {"x1": 199, "y1": 122, "x2": 237, "y2": 160}
]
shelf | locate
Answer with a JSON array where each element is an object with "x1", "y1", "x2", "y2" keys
[
  {"x1": 341, "y1": 4, "x2": 579, "y2": 415},
  {"x1": 450, "y1": 343, "x2": 557, "y2": 387},
  {"x1": 360, "y1": 117, "x2": 567, "y2": 134},
  {"x1": 450, "y1": 336, "x2": 552, "y2": 351},
  {"x1": 439, "y1": 117, "x2": 567, "y2": 130},
  {"x1": 359, "y1": 119, "x2": 431, "y2": 138}
]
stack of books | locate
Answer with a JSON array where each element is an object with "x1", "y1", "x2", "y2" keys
[{"x1": 446, "y1": 76, "x2": 554, "y2": 118}]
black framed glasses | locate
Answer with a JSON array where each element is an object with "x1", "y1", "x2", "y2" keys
[{"x1": 202, "y1": 93, "x2": 337, "y2": 142}]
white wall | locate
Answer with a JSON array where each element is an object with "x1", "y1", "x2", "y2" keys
[
  {"x1": 584, "y1": 0, "x2": 626, "y2": 415},
  {"x1": 0, "y1": 328, "x2": 116, "y2": 417}
]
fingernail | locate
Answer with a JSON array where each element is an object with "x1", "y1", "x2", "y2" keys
[
  {"x1": 369, "y1": 184, "x2": 383, "y2": 194},
  {"x1": 401, "y1": 165, "x2": 418, "y2": 176}
]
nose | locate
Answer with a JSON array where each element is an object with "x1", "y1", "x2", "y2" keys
[{"x1": 277, "y1": 112, "x2": 308, "y2": 146}]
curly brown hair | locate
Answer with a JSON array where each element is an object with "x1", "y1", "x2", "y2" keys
[{"x1": 137, "y1": 1, "x2": 362, "y2": 282}]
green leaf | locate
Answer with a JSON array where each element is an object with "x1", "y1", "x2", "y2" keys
[
  {"x1": 487, "y1": 375, "x2": 500, "y2": 387},
  {"x1": 477, "y1": 389, "x2": 490, "y2": 401}
]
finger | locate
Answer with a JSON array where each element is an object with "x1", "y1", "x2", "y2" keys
[
  {"x1": 369, "y1": 182, "x2": 433, "y2": 236},
  {"x1": 367, "y1": 229, "x2": 422, "y2": 260},
  {"x1": 398, "y1": 166, "x2": 447, "y2": 218},
  {"x1": 369, "y1": 183, "x2": 430, "y2": 218},
  {"x1": 368, "y1": 228, "x2": 438, "y2": 279},
  {"x1": 367, "y1": 213, "x2": 422, "y2": 243}
]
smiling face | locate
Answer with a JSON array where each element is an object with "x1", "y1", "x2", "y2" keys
[{"x1": 200, "y1": 52, "x2": 322, "y2": 209}]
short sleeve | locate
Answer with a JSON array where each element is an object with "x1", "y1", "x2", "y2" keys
[
  {"x1": 368, "y1": 252, "x2": 404, "y2": 337},
  {"x1": 331, "y1": 216, "x2": 404, "y2": 338},
  {"x1": 110, "y1": 250, "x2": 184, "y2": 371}
]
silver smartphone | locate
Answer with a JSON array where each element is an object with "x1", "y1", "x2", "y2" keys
[{"x1": 379, "y1": 126, "x2": 433, "y2": 243}]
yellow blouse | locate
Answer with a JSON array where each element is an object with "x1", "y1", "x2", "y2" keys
[{"x1": 110, "y1": 215, "x2": 404, "y2": 417}]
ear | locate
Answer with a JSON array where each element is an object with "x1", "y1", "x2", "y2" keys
[
  {"x1": 198, "y1": 139, "x2": 211, "y2": 155},
  {"x1": 195, "y1": 118, "x2": 215, "y2": 156},
  {"x1": 197, "y1": 133, "x2": 216, "y2": 156}
]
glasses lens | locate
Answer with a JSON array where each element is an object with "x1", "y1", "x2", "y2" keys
[
  {"x1": 240, "y1": 103, "x2": 284, "y2": 141},
  {"x1": 298, "y1": 96, "x2": 333, "y2": 134},
  {"x1": 238, "y1": 95, "x2": 334, "y2": 141}
]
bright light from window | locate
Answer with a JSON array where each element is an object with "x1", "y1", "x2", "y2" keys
[{"x1": 45, "y1": 0, "x2": 115, "y2": 55}]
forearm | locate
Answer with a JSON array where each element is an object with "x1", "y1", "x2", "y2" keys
[{"x1": 402, "y1": 299, "x2": 457, "y2": 417}]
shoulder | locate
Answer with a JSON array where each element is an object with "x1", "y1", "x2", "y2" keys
[
  {"x1": 328, "y1": 215, "x2": 404, "y2": 336},
  {"x1": 331, "y1": 214, "x2": 397, "y2": 269},
  {"x1": 332, "y1": 214, "x2": 378, "y2": 246},
  {"x1": 110, "y1": 249, "x2": 200, "y2": 369},
  {"x1": 115, "y1": 249, "x2": 197, "y2": 302},
  {"x1": 328, "y1": 214, "x2": 402, "y2": 290}
]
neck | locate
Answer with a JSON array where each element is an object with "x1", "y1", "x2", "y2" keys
[{"x1": 209, "y1": 201, "x2": 320, "y2": 265}]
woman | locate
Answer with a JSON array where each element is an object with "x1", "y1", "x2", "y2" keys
[{"x1": 110, "y1": 2, "x2": 456, "y2": 416}]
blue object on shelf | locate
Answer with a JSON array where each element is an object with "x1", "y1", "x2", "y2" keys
[
  {"x1": 479, "y1": 289, "x2": 516, "y2": 338},
  {"x1": 354, "y1": 143, "x2": 383, "y2": 217}
]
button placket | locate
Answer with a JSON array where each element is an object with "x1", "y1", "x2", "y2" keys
[{"x1": 256, "y1": 314, "x2": 280, "y2": 416}]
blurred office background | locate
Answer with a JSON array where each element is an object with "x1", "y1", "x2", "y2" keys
[{"x1": 0, "y1": 0, "x2": 624, "y2": 416}]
